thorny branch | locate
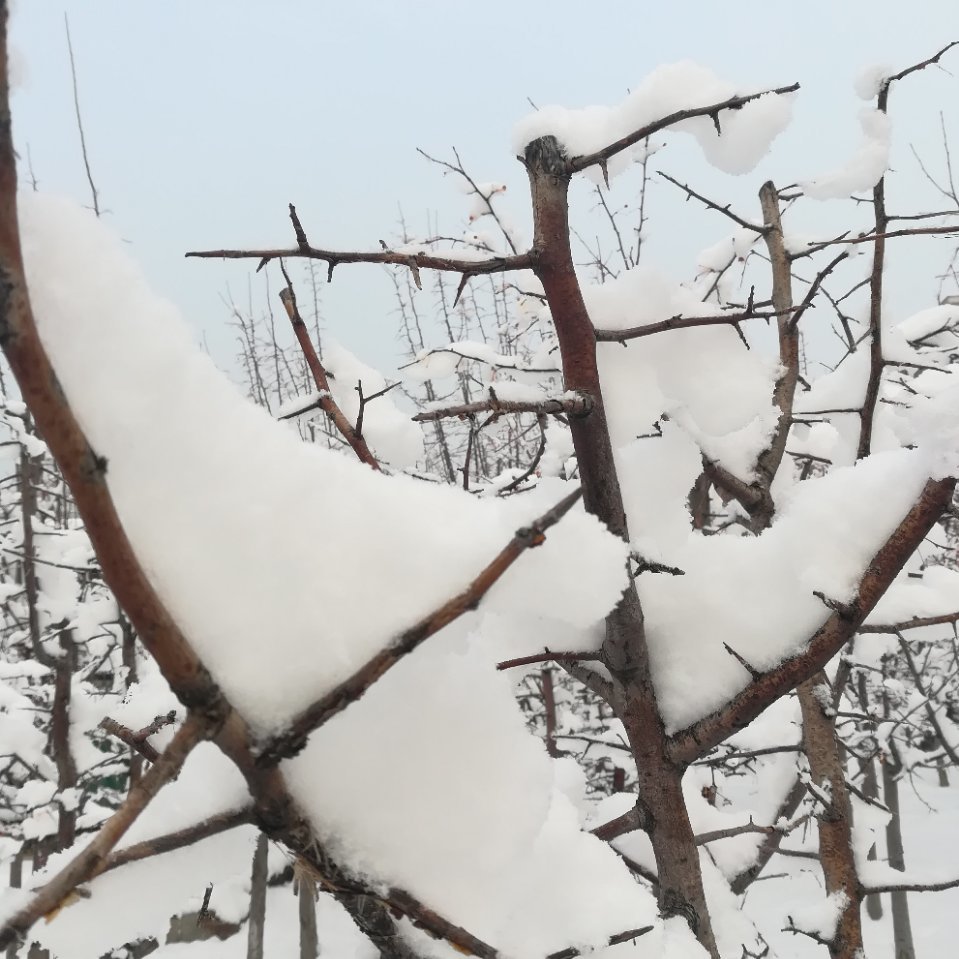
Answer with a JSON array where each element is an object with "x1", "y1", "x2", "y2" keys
[
  {"x1": 277, "y1": 261, "x2": 382, "y2": 471},
  {"x1": 561, "y1": 83, "x2": 800, "y2": 176},
  {"x1": 256, "y1": 487, "x2": 584, "y2": 764}
]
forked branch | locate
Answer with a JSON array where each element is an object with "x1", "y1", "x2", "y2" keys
[{"x1": 0, "y1": 715, "x2": 209, "y2": 950}]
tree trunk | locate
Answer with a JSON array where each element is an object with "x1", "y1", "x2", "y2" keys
[
  {"x1": 857, "y1": 674, "x2": 882, "y2": 921},
  {"x1": 882, "y1": 753, "x2": 916, "y2": 959},
  {"x1": 246, "y1": 834, "x2": 269, "y2": 959},
  {"x1": 798, "y1": 673, "x2": 863, "y2": 959},
  {"x1": 298, "y1": 872, "x2": 319, "y2": 959},
  {"x1": 525, "y1": 135, "x2": 717, "y2": 959}
]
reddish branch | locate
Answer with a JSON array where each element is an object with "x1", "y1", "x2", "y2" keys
[
  {"x1": 668, "y1": 476, "x2": 956, "y2": 766},
  {"x1": 277, "y1": 264, "x2": 381, "y2": 470},
  {"x1": 186, "y1": 235, "x2": 534, "y2": 283},
  {"x1": 799, "y1": 671, "x2": 862, "y2": 958},
  {"x1": 795, "y1": 223, "x2": 959, "y2": 258},
  {"x1": 257, "y1": 487, "x2": 584, "y2": 764},
  {"x1": 591, "y1": 805, "x2": 646, "y2": 842},
  {"x1": 496, "y1": 649, "x2": 602, "y2": 671},
  {"x1": 658, "y1": 171, "x2": 766, "y2": 233},
  {"x1": 594, "y1": 306, "x2": 785, "y2": 342},
  {"x1": 859, "y1": 611, "x2": 959, "y2": 633},
  {"x1": 101, "y1": 805, "x2": 254, "y2": 875},
  {"x1": 526, "y1": 134, "x2": 718, "y2": 957}
]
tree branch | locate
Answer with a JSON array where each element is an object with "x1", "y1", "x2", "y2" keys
[
  {"x1": 278, "y1": 263, "x2": 381, "y2": 470},
  {"x1": 564, "y1": 84, "x2": 800, "y2": 174},
  {"x1": 859, "y1": 611, "x2": 959, "y2": 633},
  {"x1": 257, "y1": 487, "x2": 584, "y2": 764},
  {"x1": 101, "y1": 805, "x2": 254, "y2": 875},
  {"x1": 187, "y1": 239, "x2": 534, "y2": 281},
  {"x1": 0, "y1": 715, "x2": 208, "y2": 950},
  {"x1": 413, "y1": 389, "x2": 592, "y2": 423},
  {"x1": 669, "y1": 476, "x2": 956, "y2": 765}
]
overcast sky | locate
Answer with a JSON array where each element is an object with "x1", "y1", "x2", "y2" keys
[{"x1": 9, "y1": 1, "x2": 959, "y2": 374}]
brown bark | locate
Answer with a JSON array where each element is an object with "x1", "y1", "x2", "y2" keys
[
  {"x1": 525, "y1": 135, "x2": 717, "y2": 958},
  {"x1": 798, "y1": 674, "x2": 862, "y2": 959}
]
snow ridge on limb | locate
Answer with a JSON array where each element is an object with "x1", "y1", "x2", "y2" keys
[
  {"x1": 668, "y1": 478, "x2": 956, "y2": 767},
  {"x1": 256, "y1": 487, "x2": 583, "y2": 765},
  {"x1": 0, "y1": 12, "x2": 567, "y2": 957}
]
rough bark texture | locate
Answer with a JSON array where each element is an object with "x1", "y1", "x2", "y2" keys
[
  {"x1": 798, "y1": 674, "x2": 862, "y2": 959},
  {"x1": 525, "y1": 135, "x2": 717, "y2": 959}
]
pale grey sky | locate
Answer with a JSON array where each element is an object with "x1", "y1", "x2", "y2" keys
[{"x1": 9, "y1": 1, "x2": 959, "y2": 373}]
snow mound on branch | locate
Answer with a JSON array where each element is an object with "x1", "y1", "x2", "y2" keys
[
  {"x1": 20, "y1": 193, "x2": 627, "y2": 734},
  {"x1": 287, "y1": 635, "x2": 654, "y2": 957},
  {"x1": 20, "y1": 194, "x2": 651, "y2": 958},
  {"x1": 585, "y1": 264, "x2": 781, "y2": 477},
  {"x1": 640, "y1": 449, "x2": 932, "y2": 731},
  {"x1": 801, "y1": 108, "x2": 891, "y2": 200},
  {"x1": 513, "y1": 62, "x2": 794, "y2": 179}
]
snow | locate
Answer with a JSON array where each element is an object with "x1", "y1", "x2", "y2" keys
[
  {"x1": 17, "y1": 192, "x2": 655, "y2": 959},
  {"x1": 585, "y1": 264, "x2": 781, "y2": 467},
  {"x1": 513, "y1": 62, "x2": 794, "y2": 180},
  {"x1": 801, "y1": 108, "x2": 891, "y2": 200},
  {"x1": 284, "y1": 635, "x2": 655, "y2": 959},
  {"x1": 897, "y1": 304, "x2": 959, "y2": 343},
  {"x1": 855, "y1": 64, "x2": 894, "y2": 101},
  {"x1": 641, "y1": 449, "x2": 933, "y2": 731},
  {"x1": 277, "y1": 337, "x2": 423, "y2": 469},
  {"x1": 21, "y1": 192, "x2": 627, "y2": 737}
]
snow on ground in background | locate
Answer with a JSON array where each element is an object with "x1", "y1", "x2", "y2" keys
[
  {"x1": 147, "y1": 883, "x2": 379, "y2": 959},
  {"x1": 21, "y1": 193, "x2": 627, "y2": 736},
  {"x1": 739, "y1": 768, "x2": 959, "y2": 958},
  {"x1": 801, "y1": 108, "x2": 890, "y2": 199},
  {"x1": 512, "y1": 62, "x2": 794, "y2": 180}
]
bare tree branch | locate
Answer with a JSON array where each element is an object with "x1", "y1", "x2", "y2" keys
[
  {"x1": 187, "y1": 238, "x2": 534, "y2": 281},
  {"x1": 101, "y1": 806, "x2": 254, "y2": 875}
]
